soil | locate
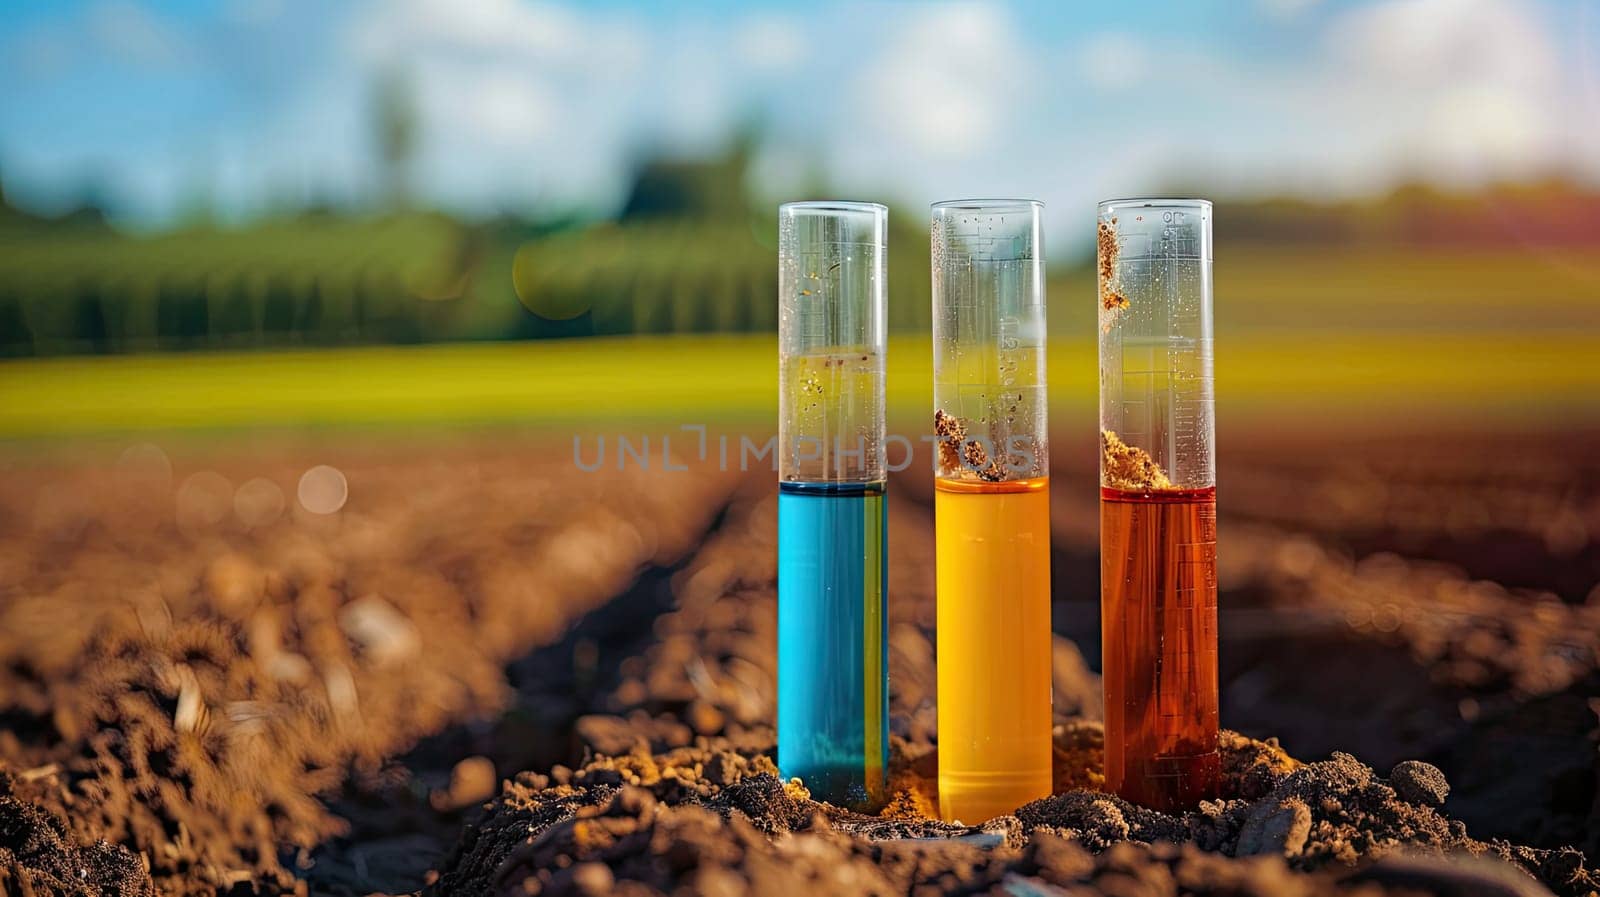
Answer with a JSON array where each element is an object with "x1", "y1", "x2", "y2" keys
[
  {"x1": 1097, "y1": 218, "x2": 1128, "y2": 315},
  {"x1": 0, "y1": 428, "x2": 1596, "y2": 896},
  {"x1": 1100, "y1": 429, "x2": 1174, "y2": 491},
  {"x1": 0, "y1": 774, "x2": 153, "y2": 897},
  {"x1": 432, "y1": 737, "x2": 1593, "y2": 897}
]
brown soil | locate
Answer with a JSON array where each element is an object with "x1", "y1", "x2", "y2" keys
[
  {"x1": 0, "y1": 441, "x2": 736, "y2": 895},
  {"x1": 1, "y1": 773, "x2": 153, "y2": 896},
  {"x1": 933, "y1": 409, "x2": 1004, "y2": 482},
  {"x1": 1097, "y1": 218, "x2": 1128, "y2": 314},
  {"x1": 0, "y1": 429, "x2": 1596, "y2": 896},
  {"x1": 432, "y1": 734, "x2": 1593, "y2": 897},
  {"x1": 1101, "y1": 429, "x2": 1175, "y2": 491}
]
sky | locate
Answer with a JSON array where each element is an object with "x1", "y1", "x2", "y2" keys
[{"x1": 1, "y1": 0, "x2": 1598, "y2": 229}]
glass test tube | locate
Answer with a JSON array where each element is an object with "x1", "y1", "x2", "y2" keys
[
  {"x1": 1096, "y1": 198, "x2": 1219, "y2": 812},
  {"x1": 776, "y1": 201, "x2": 889, "y2": 810},
  {"x1": 931, "y1": 199, "x2": 1052, "y2": 823}
]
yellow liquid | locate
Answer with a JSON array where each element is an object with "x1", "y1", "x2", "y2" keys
[{"x1": 934, "y1": 475, "x2": 1053, "y2": 823}]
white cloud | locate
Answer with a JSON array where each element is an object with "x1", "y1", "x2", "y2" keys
[
  {"x1": 857, "y1": 4, "x2": 1030, "y2": 159},
  {"x1": 354, "y1": 0, "x2": 585, "y2": 66},
  {"x1": 1329, "y1": 0, "x2": 1558, "y2": 90},
  {"x1": 1079, "y1": 32, "x2": 1146, "y2": 91},
  {"x1": 1065, "y1": 0, "x2": 1582, "y2": 198},
  {"x1": 425, "y1": 70, "x2": 559, "y2": 145},
  {"x1": 344, "y1": 0, "x2": 655, "y2": 209},
  {"x1": 3, "y1": 0, "x2": 1593, "y2": 225},
  {"x1": 736, "y1": 14, "x2": 805, "y2": 71},
  {"x1": 1320, "y1": 0, "x2": 1566, "y2": 183}
]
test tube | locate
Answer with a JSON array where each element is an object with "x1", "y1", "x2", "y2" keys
[
  {"x1": 1096, "y1": 198, "x2": 1219, "y2": 812},
  {"x1": 930, "y1": 199, "x2": 1052, "y2": 823},
  {"x1": 776, "y1": 201, "x2": 888, "y2": 810}
]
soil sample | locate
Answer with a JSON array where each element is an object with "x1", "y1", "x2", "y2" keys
[
  {"x1": 1097, "y1": 198, "x2": 1220, "y2": 812},
  {"x1": 1101, "y1": 483, "x2": 1221, "y2": 810},
  {"x1": 931, "y1": 200, "x2": 1053, "y2": 823},
  {"x1": 776, "y1": 202, "x2": 890, "y2": 810},
  {"x1": 934, "y1": 472, "x2": 1052, "y2": 821}
]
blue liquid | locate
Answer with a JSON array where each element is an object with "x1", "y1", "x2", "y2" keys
[{"x1": 777, "y1": 480, "x2": 888, "y2": 810}]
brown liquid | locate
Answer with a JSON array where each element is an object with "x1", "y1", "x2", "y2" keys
[{"x1": 1100, "y1": 485, "x2": 1219, "y2": 811}]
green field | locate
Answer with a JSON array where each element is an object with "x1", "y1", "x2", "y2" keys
[
  {"x1": 4, "y1": 230, "x2": 1598, "y2": 440},
  {"x1": 9, "y1": 203, "x2": 1598, "y2": 357},
  {"x1": 2, "y1": 331, "x2": 1597, "y2": 440}
]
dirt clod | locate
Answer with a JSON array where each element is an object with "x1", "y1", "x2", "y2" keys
[
  {"x1": 433, "y1": 724, "x2": 1596, "y2": 896},
  {"x1": 1388, "y1": 760, "x2": 1451, "y2": 807},
  {"x1": 0, "y1": 785, "x2": 155, "y2": 897},
  {"x1": 1237, "y1": 797, "x2": 1313, "y2": 857},
  {"x1": 1102, "y1": 429, "x2": 1175, "y2": 491}
]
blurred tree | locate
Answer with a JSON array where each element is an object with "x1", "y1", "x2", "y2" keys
[
  {"x1": 0, "y1": 168, "x2": 14, "y2": 229},
  {"x1": 372, "y1": 69, "x2": 418, "y2": 210},
  {"x1": 175, "y1": 173, "x2": 218, "y2": 230},
  {"x1": 61, "y1": 179, "x2": 112, "y2": 232},
  {"x1": 620, "y1": 128, "x2": 756, "y2": 220}
]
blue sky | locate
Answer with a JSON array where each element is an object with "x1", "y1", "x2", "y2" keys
[{"x1": 2, "y1": 0, "x2": 1597, "y2": 229}]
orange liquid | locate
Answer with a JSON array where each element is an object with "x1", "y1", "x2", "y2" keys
[
  {"x1": 1100, "y1": 486, "x2": 1220, "y2": 811},
  {"x1": 935, "y1": 476, "x2": 1053, "y2": 823}
]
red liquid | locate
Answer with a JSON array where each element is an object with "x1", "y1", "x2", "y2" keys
[{"x1": 1100, "y1": 486, "x2": 1219, "y2": 811}]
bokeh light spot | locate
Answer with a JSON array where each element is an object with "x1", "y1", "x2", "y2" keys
[
  {"x1": 235, "y1": 477, "x2": 286, "y2": 527},
  {"x1": 117, "y1": 443, "x2": 172, "y2": 489},
  {"x1": 513, "y1": 242, "x2": 592, "y2": 321},
  {"x1": 177, "y1": 471, "x2": 234, "y2": 531},
  {"x1": 298, "y1": 465, "x2": 349, "y2": 515}
]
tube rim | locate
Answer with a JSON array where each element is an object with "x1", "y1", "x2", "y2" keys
[
  {"x1": 781, "y1": 200, "x2": 888, "y2": 215},
  {"x1": 1097, "y1": 197, "x2": 1212, "y2": 210},
  {"x1": 931, "y1": 198, "x2": 1043, "y2": 213}
]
